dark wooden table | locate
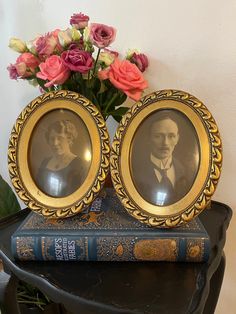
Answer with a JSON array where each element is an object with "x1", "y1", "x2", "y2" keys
[{"x1": 0, "y1": 201, "x2": 232, "y2": 314}]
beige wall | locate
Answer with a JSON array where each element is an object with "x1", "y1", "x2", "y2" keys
[{"x1": 0, "y1": 0, "x2": 235, "y2": 311}]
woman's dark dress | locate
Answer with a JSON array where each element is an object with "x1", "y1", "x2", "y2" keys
[{"x1": 37, "y1": 156, "x2": 83, "y2": 197}]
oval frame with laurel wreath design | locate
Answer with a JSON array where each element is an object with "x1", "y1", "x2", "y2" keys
[
  {"x1": 110, "y1": 90, "x2": 222, "y2": 228},
  {"x1": 8, "y1": 90, "x2": 110, "y2": 218}
]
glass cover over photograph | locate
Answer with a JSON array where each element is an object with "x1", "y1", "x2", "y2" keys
[
  {"x1": 29, "y1": 109, "x2": 92, "y2": 197},
  {"x1": 130, "y1": 109, "x2": 200, "y2": 206}
]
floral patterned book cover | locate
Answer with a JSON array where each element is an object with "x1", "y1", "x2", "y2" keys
[{"x1": 11, "y1": 189, "x2": 210, "y2": 262}]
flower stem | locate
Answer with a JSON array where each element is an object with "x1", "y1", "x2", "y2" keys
[
  {"x1": 88, "y1": 69, "x2": 91, "y2": 81},
  {"x1": 92, "y1": 48, "x2": 101, "y2": 76},
  {"x1": 104, "y1": 92, "x2": 119, "y2": 116}
]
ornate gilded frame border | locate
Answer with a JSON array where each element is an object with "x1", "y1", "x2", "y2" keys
[
  {"x1": 8, "y1": 90, "x2": 110, "y2": 218},
  {"x1": 110, "y1": 90, "x2": 222, "y2": 228}
]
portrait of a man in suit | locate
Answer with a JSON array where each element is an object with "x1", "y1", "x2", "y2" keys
[{"x1": 131, "y1": 111, "x2": 198, "y2": 206}]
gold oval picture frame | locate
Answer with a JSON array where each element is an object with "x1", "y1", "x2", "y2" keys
[
  {"x1": 8, "y1": 90, "x2": 110, "y2": 218},
  {"x1": 110, "y1": 90, "x2": 222, "y2": 228}
]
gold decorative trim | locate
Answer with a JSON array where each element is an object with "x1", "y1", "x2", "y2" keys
[
  {"x1": 110, "y1": 90, "x2": 222, "y2": 227},
  {"x1": 8, "y1": 90, "x2": 110, "y2": 218}
]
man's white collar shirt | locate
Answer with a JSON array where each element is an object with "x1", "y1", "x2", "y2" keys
[{"x1": 150, "y1": 154, "x2": 176, "y2": 187}]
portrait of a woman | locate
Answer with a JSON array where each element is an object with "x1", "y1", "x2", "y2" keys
[{"x1": 35, "y1": 119, "x2": 86, "y2": 197}]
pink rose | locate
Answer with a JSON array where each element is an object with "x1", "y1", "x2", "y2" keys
[
  {"x1": 35, "y1": 32, "x2": 59, "y2": 59},
  {"x1": 15, "y1": 63, "x2": 28, "y2": 77},
  {"x1": 70, "y1": 13, "x2": 89, "y2": 29},
  {"x1": 61, "y1": 49, "x2": 93, "y2": 73},
  {"x1": 12, "y1": 52, "x2": 40, "y2": 78},
  {"x1": 130, "y1": 53, "x2": 149, "y2": 72},
  {"x1": 36, "y1": 55, "x2": 70, "y2": 87},
  {"x1": 68, "y1": 40, "x2": 84, "y2": 51},
  {"x1": 89, "y1": 23, "x2": 116, "y2": 48},
  {"x1": 98, "y1": 59, "x2": 148, "y2": 101},
  {"x1": 7, "y1": 64, "x2": 19, "y2": 80},
  {"x1": 51, "y1": 29, "x2": 64, "y2": 52},
  {"x1": 16, "y1": 52, "x2": 39, "y2": 69}
]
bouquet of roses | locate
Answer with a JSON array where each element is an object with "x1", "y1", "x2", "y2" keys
[{"x1": 7, "y1": 12, "x2": 149, "y2": 121}]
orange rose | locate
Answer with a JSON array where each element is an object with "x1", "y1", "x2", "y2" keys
[{"x1": 99, "y1": 59, "x2": 148, "y2": 101}]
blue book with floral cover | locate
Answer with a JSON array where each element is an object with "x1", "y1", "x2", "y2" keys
[{"x1": 11, "y1": 188, "x2": 210, "y2": 262}]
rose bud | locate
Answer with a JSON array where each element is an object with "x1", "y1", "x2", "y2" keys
[
  {"x1": 9, "y1": 38, "x2": 27, "y2": 53},
  {"x1": 70, "y1": 13, "x2": 90, "y2": 30}
]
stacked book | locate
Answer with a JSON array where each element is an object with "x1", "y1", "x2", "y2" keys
[{"x1": 11, "y1": 188, "x2": 210, "y2": 262}]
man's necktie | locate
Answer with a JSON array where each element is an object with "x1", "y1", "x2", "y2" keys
[{"x1": 155, "y1": 167, "x2": 175, "y2": 205}]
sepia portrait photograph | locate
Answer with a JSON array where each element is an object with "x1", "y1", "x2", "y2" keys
[
  {"x1": 28, "y1": 109, "x2": 92, "y2": 198},
  {"x1": 130, "y1": 109, "x2": 200, "y2": 206}
]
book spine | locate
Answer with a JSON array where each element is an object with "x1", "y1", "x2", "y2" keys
[{"x1": 11, "y1": 234, "x2": 210, "y2": 262}]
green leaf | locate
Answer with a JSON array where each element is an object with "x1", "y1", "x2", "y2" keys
[
  {"x1": 0, "y1": 175, "x2": 20, "y2": 218},
  {"x1": 102, "y1": 79, "x2": 113, "y2": 89},
  {"x1": 108, "y1": 107, "x2": 129, "y2": 122},
  {"x1": 114, "y1": 92, "x2": 127, "y2": 108},
  {"x1": 91, "y1": 77, "x2": 101, "y2": 95},
  {"x1": 62, "y1": 81, "x2": 77, "y2": 93},
  {"x1": 36, "y1": 78, "x2": 49, "y2": 92},
  {"x1": 98, "y1": 80, "x2": 108, "y2": 94}
]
